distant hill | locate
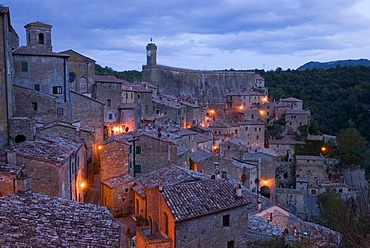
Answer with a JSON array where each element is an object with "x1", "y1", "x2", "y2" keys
[{"x1": 297, "y1": 59, "x2": 370, "y2": 71}]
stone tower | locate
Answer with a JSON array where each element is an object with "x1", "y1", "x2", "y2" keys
[
  {"x1": 25, "y1": 21, "x2": 52, "y2": 52},
  {"x1": 146, "y1": 42, "x2": 157, "y2": 66}
]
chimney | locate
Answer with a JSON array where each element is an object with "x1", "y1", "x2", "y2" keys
[
  {"x1": 15, "y1": 167, "x2": 32, "y2": 194},
  {"x1": 236, "y1": 183, "x2": 242, "y2": 199},
  {"x1": 6, "y1": 151, "x2": 17, "y2": 164}
]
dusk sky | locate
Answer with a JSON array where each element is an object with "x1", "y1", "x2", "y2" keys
[{"x1": 3, "y1": 0, "x2": 370, "y2": 71}]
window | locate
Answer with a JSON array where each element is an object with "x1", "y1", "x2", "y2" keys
[
  {"x1": 235, "y1": 129, "x2": 238, "y2": 134},
  {"x1": 129, "y1": 145, "x2": 132, "y2": 154},
  {"x1": 223, "y1": 214, "x2": 230, "y2": 227},
  {"x1": 108, "y1": 113, "x2": 113, "y2": 120},
  {"x1": 251, "y1": 114, "x2": 254, "y2": 119},
  {"x1": 245, "y1": 127, "x2": 248, "y2": 131},
  {"x1": 38, "y1": 33, "x2": 45, "y2": 44},
  {"x1": 134, "y1": 164, "x2": 142, "y2": 174},
  {"x1": 69, "y1": 72, "x2": 76, "y2": 83},
  {"x1": 57, "y1": 107, "x2": 64, "y2": 115},
  {"x1": 34, "y1": 84, "x2": 40, "y2": 91},
  {"x1": 53, "y1": 86, "x2": 62, "y2": 94},
  {"x1": 130, "y1": 93, "x2": 133, "y2": 99},
  {"x1": 135, "y1": 146, "x2": 142, "y2": 154},
  {"x1": 106, "y1": 99, "x2": 111, "y2": 107},
  {"x1": 164, "y1": 212, "x2": 169, "y2": 235},
  {"x1": 21, "y1": 61, "x2": 28, "y2": 72},
  {"x1": 259, "y1": 127, "x2": 262, "y2": 131},
  {"x1": 32, "y1": 102, "x2": 37, "y2": 111},
  {"x1": 227, "y1": 241, "x2": 235, "y2": 248},
  {"x1": 137, "y1": 93, "x2": 140, "y2": 99},
  {"x1": 256, "y1": 135, "x2": 259, "y2": 140}
]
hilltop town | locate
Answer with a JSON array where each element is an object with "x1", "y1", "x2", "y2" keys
[{"x1": 0, "y1": 5, "x2": 369, "y2": 248}]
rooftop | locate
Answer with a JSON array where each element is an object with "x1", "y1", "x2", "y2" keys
[
  {"x1": 161, "y1": 179, "x2": 251, "y2": 222},
  {"x1": 133, "y1": 165, "x2": 207, "y2": 198},
  {"x1": 8, "y1": 133, "x2": 83, "y2": 165},
  {"x1": 0, "y1": 193, "x2": 120, "y2": 246}
]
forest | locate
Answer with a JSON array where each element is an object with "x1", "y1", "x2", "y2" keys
[{"x1": 258, "y1": 66, "x2": 370, "y2": 145}]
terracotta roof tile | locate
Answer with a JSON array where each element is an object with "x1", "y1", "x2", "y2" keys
[
  {"x1": 161, "y1": 179, "x2": 251, "y2": 222},
  {"x1": 0, "y1": 193, "x2": 120, "y2": 246}
]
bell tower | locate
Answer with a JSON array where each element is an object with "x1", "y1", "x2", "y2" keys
[
  {"x1": 24, "y1": 21, "x2": 53, "y2": 52},
  {"x1": 146, "y1": 39, "x2": 157, "y2": 66}
]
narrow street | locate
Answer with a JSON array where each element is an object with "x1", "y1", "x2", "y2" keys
[{"x1": 85, "y1": 174, "x2": 136, "y2": 248}]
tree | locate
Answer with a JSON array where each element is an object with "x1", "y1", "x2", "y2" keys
[{"x1": 336, "y1": 128, "x2": 367, "y2": 168}]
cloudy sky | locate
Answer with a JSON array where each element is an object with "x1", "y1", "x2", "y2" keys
[{"x1": 3, "y1": 0, "x2": 370, "y2": 71}]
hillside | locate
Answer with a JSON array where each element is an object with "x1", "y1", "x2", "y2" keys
[
  {"x1": 297, "y1": 59, "x2": 370, "y2": 71},
  {"x1": 259, "y1": 66, "x2": 370, "y2": 144}
]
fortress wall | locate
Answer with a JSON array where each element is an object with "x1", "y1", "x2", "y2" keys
[{"x1": 142, "y1": 65, "x2": 258, "y2": 102}]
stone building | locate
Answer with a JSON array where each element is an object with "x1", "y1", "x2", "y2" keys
[
  {"x1": 100, "y1": 130, "x2": 177, "y2": 181},
  {"x1": 136, "y1": 179, "x2": 250, "y2": 248},
  {"x1": 7, "y1": 133, "x2": 87, "y2": 201},
  {"x1": 100, "y1": 134, "x2": 131, "y2": 182},
  {"x1": 101, "y1": 174, "x2": 135, "y2": 214},
  {"x1": 12, "y1": 21, "x2": 72, "y2": 122},
  {"x1": 295, "y1": 155, "x2": 327, "y2": 189},
  {"x1": 152, "y1": 94, "x2": 187, "y2": 127},
  {"x1": 225, "y1": 90, "x2": 268, "y2": 110},
  {"x1": 0, "y1": 192, "x2": 120, "y2": 246},
  {"x1": 37, "y1": 121, "x2": 95, "y2": 185},
  {"x1": 13, "y1": 85, "x2": 58, "y2": 123},
  {"x1": 190, "y1": 149, "x2": 258, "y2": 192},
  {"x1": 122, "y1": 84, "x2": 153, "y2": 119},
  {"x1": 131, "y1": 165, "x2": 209, "y2": 220},
  {"x1": 62, "y1": 49, "x2": 95, "y2": 95},
  {"x1": 0, "y1": 6, "x2": 19, "y2": 148},
  {"x1": 285, "y1": 109, "x2": 311, "y2": 134}
]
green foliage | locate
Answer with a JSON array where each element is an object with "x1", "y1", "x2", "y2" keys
[
  {"x1": 294, "y1": 140, "x2": 325, "y2": 156},
  {"x1": 259, "y1": 66, "x2": 370, "y2": 146},
  {"x1": 318, "y1": 191, "x2": 370, "y2": 247},
  {"x1": 337, "y1": 127, "x2": 367, "y2": 168},
  {"x1": 95, "y1": 64, "x2": 142, "y2": 83}
]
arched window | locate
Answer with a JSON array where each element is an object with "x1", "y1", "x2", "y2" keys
[
  {"x1": 164, "y1": 212, "x2": 169, "y2": 235},
  {"x1": 38, "y1": 33, "x2": 45, "y2": 44}
]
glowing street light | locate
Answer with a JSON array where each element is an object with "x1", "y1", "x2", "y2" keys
[{"x1": 80, "y1": 182, "x2": 86, "y2": 188}]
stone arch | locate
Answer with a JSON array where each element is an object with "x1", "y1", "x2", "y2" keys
[
  {"x1": 260, "y1": 186, "x2": 271, "y2": 199},
  {"x1": 38, "y1": 33, "x2": 45, "y2": 44},
  {"x1": 14, "y1": 135, "x2": 27, "y2": 143}
]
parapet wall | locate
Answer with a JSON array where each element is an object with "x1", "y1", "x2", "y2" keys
[{"x1": 142, "y1": 65, "x2": 258, "y2": 103}]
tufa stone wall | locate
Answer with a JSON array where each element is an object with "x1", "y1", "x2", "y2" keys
[
  {"x1": 13, "y1": 85, "x2": 58, "y2": 123},
  {"x1": 142, "y1": 65, "x2": 259, "y2": 102},
  {"x1": 100, "y1": 140, "x2": 130, "y2": 182}
]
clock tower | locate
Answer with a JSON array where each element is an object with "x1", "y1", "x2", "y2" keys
[{"x1": 146, "y1": 40, "x2": 157, "y2": 66}]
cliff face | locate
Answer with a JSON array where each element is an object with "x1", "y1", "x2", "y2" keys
[{"x1": 142, "y1": 65, "x2": 258, "y2": 103}]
